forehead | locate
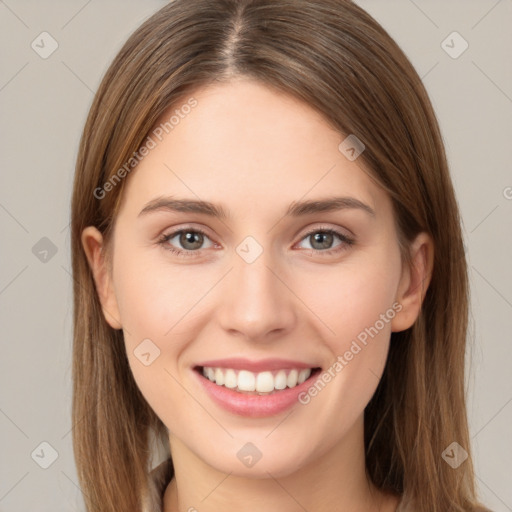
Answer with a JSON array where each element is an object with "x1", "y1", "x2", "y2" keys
[{"x1": 117, "y1": 79, "x2": 389, "y2": 222}]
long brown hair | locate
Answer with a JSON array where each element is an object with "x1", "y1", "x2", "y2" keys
[{"x1": 70, "y1": 1, "x2": 489, "y2": 510}]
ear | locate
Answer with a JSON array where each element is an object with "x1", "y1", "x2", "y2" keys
[
  {"x1": 81, "y1": 226, "x2": 123, "y2": 330},
  {"x1": 391, "y1": 232, "x2": 434, "y2": 332}
]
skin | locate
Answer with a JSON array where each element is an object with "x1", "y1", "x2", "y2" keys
[{"x1": 82, "y1": 78, "x2": 433, "y2": 512}]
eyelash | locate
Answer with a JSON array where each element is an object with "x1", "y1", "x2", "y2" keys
[{"x1": 157, "y1": 225, "x2": 355, "y2": 259}]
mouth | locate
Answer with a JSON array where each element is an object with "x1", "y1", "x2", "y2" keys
[
  {"x1": 192, "y1": 357, "x2": 324, "y2": 417},
  {"x1": 193, "y1": 366, "x2": 323, "y2": 396}
]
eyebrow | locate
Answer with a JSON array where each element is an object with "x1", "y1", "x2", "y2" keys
[{"x1": 138, "y1": 195, "x2": 375, "y2": 219}]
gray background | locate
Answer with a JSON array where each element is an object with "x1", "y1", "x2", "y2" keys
[{"x1": 0, "y1": 1, "x2": 511, "y2": 510}]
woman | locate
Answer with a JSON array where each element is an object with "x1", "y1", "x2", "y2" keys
[{"x1": 70, "y1": 1, "x2": 491, "y2": 510}]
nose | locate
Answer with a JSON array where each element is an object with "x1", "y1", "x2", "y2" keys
[{"x1": 216, "y1": 247, "x2": 297, "y2": 343}]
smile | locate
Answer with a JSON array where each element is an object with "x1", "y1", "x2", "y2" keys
[
  {"x1": 201, "y1": 366, "x2": 318, "y2": 395},
  {"x1": 192, "y1": 358, "x2": 323, "y2": 417}
]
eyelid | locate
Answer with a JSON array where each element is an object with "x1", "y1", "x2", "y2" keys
[
  {"x1": 295, "y1": 223, "x2": 354, "y2": 242},
  {"x1": 294, "y1": 222, "x2": 356, "y2": 240},
  {"x1": 158, "y1": 223, "x2": 216, "y2": 242}
]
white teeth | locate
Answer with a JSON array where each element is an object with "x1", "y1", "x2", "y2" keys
[
  {"x1": 214, "y1": 368, "x2": 224, "y2": 386},
  {"x1": 256, "y1": 371, "x2": 274, "y2": 393},
  {"x1": 287, "y1": 369, "x2": 298, "y2": 388},
  {"x1": 274, "y1": 370, "x2": 288, "y2": 390},
  {"x1": 298, "y1": 369, "x2": 310, "y2": 384},
  {"x1": 224, "y1": 369, "x2": 237, "y2": 389},
  {"x1": 238, "y1": 370, "x2": 255, "y2": 391},
  {"x1": 201, "y1": 366, "x2": 313, "y2": 393}
]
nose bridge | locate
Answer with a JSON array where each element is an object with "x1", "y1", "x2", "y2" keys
[{"x1": 217, "y1": 239, "x2": 296, "y2": 340}]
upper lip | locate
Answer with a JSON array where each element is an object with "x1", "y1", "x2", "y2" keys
[{"x1": 195, "y1": 358, "x2": 320, "y2": 373}]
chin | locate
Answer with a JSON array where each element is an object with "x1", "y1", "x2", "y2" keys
[{"x1": 198, "y1": 439, "x2": 315, "y2": 479}]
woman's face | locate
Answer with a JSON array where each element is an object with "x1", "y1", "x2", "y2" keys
[{"x1": 84, "y1": 78, "x2": 427, "y2": 477}]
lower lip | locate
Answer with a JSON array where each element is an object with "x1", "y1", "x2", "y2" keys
[{"x1": 194, "y1": 368, "x2": 321, "y2": 418}]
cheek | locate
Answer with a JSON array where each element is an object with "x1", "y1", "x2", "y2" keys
[
  {"x1": 110, "y1": 250, "x2": 208, "y2": 419},
  {"x1": 295, "y1": 250, "x2": 401, "y2": 411},
  {"x1": 305, "y1": 252, "x2": 401, "y2": 352},
  {"x1": 292, "y1": 260, "x2": 400, "y2": 440},
  {"x1": 113, "y1": 248, "x2": 214, "y2": 343}
]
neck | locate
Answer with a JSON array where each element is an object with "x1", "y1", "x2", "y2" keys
[{"x1": 163, "y1": 415, "x2": 399, "y2": 512}]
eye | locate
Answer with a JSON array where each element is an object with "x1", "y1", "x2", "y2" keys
[
  {"x1": 296, "y1": 227, "x2": 354, "y2": 255},
  {"x1": 158, "y1": 227, "x2": 215, "y2": 257},
  {"x1": 157, "y1": 225, "x2": 354, "y2": 258}
]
